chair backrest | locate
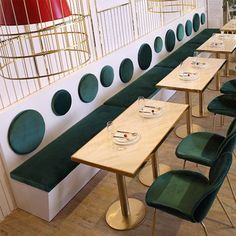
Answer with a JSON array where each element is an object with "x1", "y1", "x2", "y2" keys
[
  {"x1": 216, "y1": 118, "x2": 236, "y2": 157},
  {"x1": 193, "y1": 152, "x2": 232, "y2": 222}
]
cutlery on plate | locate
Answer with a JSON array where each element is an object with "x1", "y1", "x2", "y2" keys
[{"x1": 117, "y1": 130, "x2": 138, "y2": 136}]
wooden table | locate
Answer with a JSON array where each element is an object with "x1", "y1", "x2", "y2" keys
[
  {"x1": 71, "y1": 100, "x2": 188, "y2": 231},
  {"x1": 197, "y1": 33, "x2": 236, "y2": 78},
  {"x1": 221, "y1": 19, "x2": 236, "y2": 34},
  {"x1": 156, "y1": 57, "x2": 226, "y2": 138}
]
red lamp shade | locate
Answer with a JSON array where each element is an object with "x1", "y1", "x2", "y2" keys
[{"x1": 0, "y1": 0, "x2": 71, "y2": 25}]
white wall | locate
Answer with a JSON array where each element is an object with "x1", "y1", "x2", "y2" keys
[{"x1": 207, "y1": 0, "x2": 224, "y2": 28}]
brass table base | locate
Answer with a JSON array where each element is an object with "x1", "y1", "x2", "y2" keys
[
  {"x1": 139, "y1": 163, "x2": 171, "y2": 187},
  {"x1": 192, "y1": 105, "x2": 210, "y2": 118},
  {"x1": 105, "y1": 198, "x2": 145, "y2": 230},
  {"x1": 175, "y1": 124, "x2": 205, "y2": 139}
]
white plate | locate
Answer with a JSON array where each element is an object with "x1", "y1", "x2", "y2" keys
[
  {"x1": 191, "y1": 61, "x2": 207, "y2": 69},
  {"x1": 179, "y1": 73, "x2": 198, "y2": 81},
  {"x1": 139, "y1": 106, "x2": 163, "y2": 118},
  {"x1": 113, "y1": 131, "x2": 140, "y2": 145},
  {"x1": 209, "y1": 42, "x2": 224, "y2": 48}
]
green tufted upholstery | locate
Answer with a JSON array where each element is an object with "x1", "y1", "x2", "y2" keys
[
  {"x1": 78, "y1": 74, "x2": 99, "y2": 103},
  {"x1": 201, "y1": 13, "x2": 206, "y2": 25},
  {"x1": 208, "y1": 95, "x2": 236, "y2": 117},
  {"x1": 51, "y1": 90, "x2": 72, "y2": 116},
  {"x1": 10, "y1": 105, "x2": 125, "y2": 192},
  {"x1": 119, "y1": 58, "x2": 134, "y2": 83},
  {"x1": 176, "y1": 24, "x2": 184, "y2": 41},
  {"x1": 138, "y1": 43, "x2": 152, "y2": 70},
  {"x1": 165, "y1": 29, "x2": 176, "y2": 52},
  {"x1": 220, "y1": 79, "x2": 236, "y2": 94},
  {"x1": 104, "y1": 66, "x2": 173, "y2": 108},
  {"x1": 100, "y1": 65, "x2": 114, "y2": 87},
  {"x1": 154, "y1": 36, "x2": 163, "y2": 53},
  {"x1": 193, "y1": 13, "x2": 200, "y2": 32},
  {"x1": 176, "y1": 118, "x2": 236, "y2": 167},
  {"x1": 8, "y1": 110, "x2": 45, "y2": 155},
  {"x1": 185, "y1": 20, "x2": 193, "y2": 36},
  {"x1": 146, "y1": 152, "x2": 232, "y2": 228}
]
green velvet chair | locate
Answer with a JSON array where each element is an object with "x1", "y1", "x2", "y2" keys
[
  {"x1": 175, "y1": 118, "x2": 236, "y2": 202},
  {"x1": 207, "y1": 95, "x2": 236, "y2": 129},
  {"x1": 146, "y1": 152, "x2": 233, "y2": 236},
  {"x1": 220, "y1": 79, "x2": 236, "y2": 95}
]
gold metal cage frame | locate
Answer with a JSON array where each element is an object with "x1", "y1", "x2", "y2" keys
[
  {"x1": 0, "y1": 0, "x2": 90, "y2": 81},
  {"x1": 147, "y1": 0, "x2": 196, "y2": 14}
]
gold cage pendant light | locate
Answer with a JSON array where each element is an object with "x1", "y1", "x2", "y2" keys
[
  {"x1": 0, "y1": 0, "x2": 90, "y2": 82},
  {"x1": 147, "y1": 0, "x2": 196, "y2": 14}
]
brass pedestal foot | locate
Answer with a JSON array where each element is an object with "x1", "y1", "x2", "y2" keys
[
  {"x1": 192, "y1": 105, "x2": 210, "y2": 118},
  {"x1": 175, "y1": 124, "x2": 205, "y2": 139},
  {"x1": 139, "y1": 163, "x2": 171, "y2": 187},
  {"x1": 105, "y1": 198, "x2": 145, "y2": 230}
]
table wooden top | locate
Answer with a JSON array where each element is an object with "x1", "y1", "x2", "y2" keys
[
  {"x1": 71, "y1": 100, "x2": 188, "y2": 177},
  {"x1": 156, "y1": 57, "x2": 226, "y2": 92},
  {"x1": 221, "y1": 19, "x2": 236, "y2": 33},
  {"x1": 197, "y1": 33, "x2": 236, "y2": 53}
]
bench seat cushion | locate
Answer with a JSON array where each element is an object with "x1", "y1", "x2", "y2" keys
[
  {"x1": 188, "y1": 28, "x2": 220, "y2": 44},
  {"x1": 104, "y1": 66, "x2": 173, "y2": 107},
  {"x1": 10, "y1": 105, "x2": 125, "y2": 192},
  {"x1": 157, "y1": 43, "x2": 198, "y2": 69}
]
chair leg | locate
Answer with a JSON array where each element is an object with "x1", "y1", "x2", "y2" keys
[
  {"x1": 217, "y1": 196, "x2": 235, "y2": 228},
  {"x1": 183, "y1": 160, "x2": 186, "y2": 169},
  {"x1": 152, "y1": 209, "x2": 157, "y2": 236},
  {"x1": 200, "y1": 222, "x2": 208, "y2": 236},
  {"x1": 226, "y1": 175, "x2": 236, "y2": 202},
  {"x1": 220, "y1": 115, "x2": 224, "y2": 127},
  {"x1": 212, "y1": 114, "x2": 216, "y2": 131}
]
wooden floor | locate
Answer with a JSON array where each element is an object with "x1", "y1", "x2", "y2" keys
[{"x1": 0, "y1": 75, "x2": 236, "y2": 236}]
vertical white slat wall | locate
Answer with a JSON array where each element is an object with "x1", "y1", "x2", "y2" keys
[
  {"x1": 0, "y1": 0, "x2": 200, "y2": 110},
  {"x1": 0, "y1": 155, "x2": 15, "y2": 222}
]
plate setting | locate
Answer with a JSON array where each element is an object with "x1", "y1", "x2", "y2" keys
[
  {"x1": 179, "y1": 72, "x2": 198, "y2": 81},
  {"x1": 191, "y1": 61, "x2": 207, "y2": 69},
  {"x1": 209, "y1": 41, "x2": 224, "y2": 48},
  {"x1": 113, "y1": 130, "x2": 140, "y2": 145},
  {"x1": 139, "y1": 105, "x2": 163, "y2": 118}
]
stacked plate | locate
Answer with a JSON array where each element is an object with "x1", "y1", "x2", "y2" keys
[
  {"x1": 209, "y1": 41, "x2": 224, "y2": 48},
  {"x1": 139, "y1": 105, "x2": 163, "y2": 118},
  {"x1": 113, "y1": 130, "x2": 140, "y2": 145},
  {"x1": 179, "y1": 72, "x2": 198, "y2": 81},
  {"x1": 191, "y1": 61, "x2": 207, "y2": 69}
]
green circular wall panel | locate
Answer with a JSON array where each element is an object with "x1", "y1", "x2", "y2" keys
[
  {"x1": 119, "y1": 58, "x2": 134, "y2": 83},
  {"x1": 185, "y1": 20, "x2": 193, "y2": 36},
  {"x1": 100, "y1": 65, "x2": 114, "y2": 87},
  {"x1": 51, "y1": 90, "x2": 72, "y2": 116},
  {"x1": 138, "y1": 43, "x2": 152, "y2": 70},
  {"x1": 78, "y1": 74, "x2": 99, "y2": 103},
  {"x1": 201, "y1": 13, "x2": 206, "y2": 25},
  {"x1": 176, "y1": 24, "x2": 184, "y2": 41},
  {"x1": 154, "y1": 36, "x2": 163, "y2": 53},
  {"x1": 8, "y1": 110, "x2": 45, "y2": 154},
  {"x1": 193, "y1": 13, "x2": 200, "y2": 32},
  {"x1": 165, "y1": 29, "x2": 176, "y2": 52}
]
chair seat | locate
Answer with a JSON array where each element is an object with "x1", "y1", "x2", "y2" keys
[
  {"x1": 220, "y1": 80, "x2": 236, "y2": 94},
  {"x1": 207, "y1": 95, "x2": 236, "y2": 117},
  {"x1": 176, "y1": 132, "x2": 225, "y2": 166},
  {"x1": 146, "y1": 170, "x2": 209, "y2": 222}
]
